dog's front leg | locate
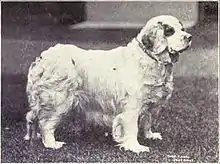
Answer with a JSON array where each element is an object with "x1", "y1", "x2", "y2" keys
[
  {"x1": 141, "y1": 111, "x2": 162, "y2": 140},
  {"x1": 112, "y1": 99, "x2": 150, "y2": 154}
]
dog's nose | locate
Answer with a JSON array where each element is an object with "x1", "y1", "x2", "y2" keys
[{"x1": 184, "y1": 35, "x2": 192, "y2": 41}]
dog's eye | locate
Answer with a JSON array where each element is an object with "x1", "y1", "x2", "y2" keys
[
  {"x1": 164, "y1": 25, "x2": 175, "y2": 37},
  {"x1": 181, "y1": 28, "x2": 185, "y2": 31}
]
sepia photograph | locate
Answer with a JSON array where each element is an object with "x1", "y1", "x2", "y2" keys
[{"x1": 1, "y1": 1, "x2": 219, "y2": 163}]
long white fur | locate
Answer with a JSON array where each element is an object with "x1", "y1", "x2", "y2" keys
[{"x1": 24, "y1": 15, "x2": 191, "y2": 153}]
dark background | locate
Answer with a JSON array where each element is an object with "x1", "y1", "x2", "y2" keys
[
  {"x1": 1, "y1": 2, "x2": 86, "y2": 25},
  {"x1": 1, "y1": 1, "x2": 218, "y2": 163},
  {"x1": 1, "y1": 2, "x2": 218, "y2": 24}
]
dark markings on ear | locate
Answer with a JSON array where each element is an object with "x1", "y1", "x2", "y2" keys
[
  {"x1": 142, "y1": 21, "x2": 168, "y2": 53},
  {"x1": 157, "y1": 21, "x2": 175, "y2": 36},
  {"x1": 71, "y1": 59, "x2": 75, "y2": 65},
  {"x1": 141, "y1": 34, "x2": 154, "y2": 50}
]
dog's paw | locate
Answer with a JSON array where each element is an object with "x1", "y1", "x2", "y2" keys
[
  {"x1": 31, "y1": 132, "x2": 42, "y2": 140},
  {"x1": 36, "y1": 133, "x2": 41, "y2": 139},
  {"x1": 145, "y1": 132, "x2": 162, "y2": 140},
  {"x1": 116, "y1": 141, "x2": 150, "y2": 154},
  {"x1": 44, "y1": 141, "x2": 66, "y2": 149},
  {"x1": 24, "y1": 134, "x2": 31, "y2": 140}
]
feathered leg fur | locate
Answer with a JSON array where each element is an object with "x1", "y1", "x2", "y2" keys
[
  {"x1": 24, "y1": 51, "x2": 82, "y2": 149},
  {"x1": 112, "y1": 98, "x2": 150, "y2": 153}
]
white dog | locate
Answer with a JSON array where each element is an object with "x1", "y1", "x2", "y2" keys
[{"x1": 24, "y1": 15, "x2": 192, "y2": 153}]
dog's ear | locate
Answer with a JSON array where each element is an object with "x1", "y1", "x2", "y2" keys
[
  {"x1": 141, "y1": 34, "x2": 153, "y2": 50},
  {"x1": 141, "y1": 22, "x2": 167, "y2": 54}
]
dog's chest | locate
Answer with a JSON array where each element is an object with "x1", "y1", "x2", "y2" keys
[{"x1": 141, "y1": 63, "x2": 174, "y2": 106}]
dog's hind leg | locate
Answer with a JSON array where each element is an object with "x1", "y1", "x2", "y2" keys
[
  {"x1": 38, "y1": 93, "x2": 76, "y2": 149},
  {"x1": 24, "y1": 121, "x2": 32, "y2": 140},
  {"x1": 24, "y1": 110, "x2": 37, "y2": 140}
]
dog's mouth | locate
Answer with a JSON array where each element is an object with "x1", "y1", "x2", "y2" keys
[
  {"x1": 168, "y1": 44, "x2": 190, "y2": 63},
  {"x1": 178, "y1": 45, "x2": 190, "y2": 53},
  {"x1": 169, "y1": 44, "x2": 190, "y2": 54}
]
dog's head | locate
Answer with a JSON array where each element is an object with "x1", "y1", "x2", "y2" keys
[{"x1": 137, "y1": 15, "x2": 192, "y2": 63}]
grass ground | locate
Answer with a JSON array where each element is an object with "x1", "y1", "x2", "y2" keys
[
  {"x1": 1, "y1": 18, "x2": 218, "y2": 162},
  {"x1": 1, "y1": 76, "x2": 218, "y2": 162}
]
